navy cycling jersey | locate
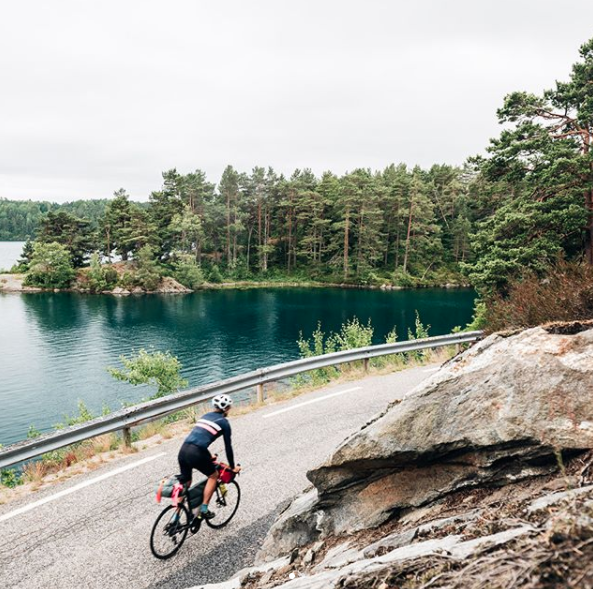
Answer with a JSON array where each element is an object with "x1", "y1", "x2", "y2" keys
[{"x1": 184, "y1": 411, "x2": 235, "y2": 469}]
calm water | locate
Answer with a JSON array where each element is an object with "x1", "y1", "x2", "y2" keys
[
  {"x1": 0, "y1": 241, "x2": 25, "y2": 271},
  {"x1": 0, "y1": 287, "x2": 476, "y2": 446}
]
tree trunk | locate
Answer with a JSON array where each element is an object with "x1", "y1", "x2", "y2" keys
[
  {"x1": 257, "y1": 199, "x2": 262, "y2": 270},
  {"x1": 287, "y1": 211, "x2": 292, "y2": 272},
  {"x1": 403, "y1": 197, "x2": 414, "y2": 273},
  {"x1": 263, "y1": 211, "x2": 269, "y2": 272},
  {"x1": 246, "y1": 225, "x2": 254, "y2": 270},
  {"x1": 356, "y1": 206, "x2": 364, "y2": 276},
  {"x1": 106, "y1": 226, "x2": 111, "y2": 263},
  {"x1": 293, "y1": 217, "x2": 298, "y2": 270},
  {"x1": 343, "y1": 208, "x2": 350, "y2": 280},
  {"x1": 226, "y1": 192, "x2": 231, "y2": 264},
  {"x1": 232, "y1": 199, "x2": 238, "y2": 267},
  {"x1": 585, "y1": 187, "x2": 593, "y2": 265}
]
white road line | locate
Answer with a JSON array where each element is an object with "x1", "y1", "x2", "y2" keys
[
  {"x1": 423, "y1": 367, "x2": 440, "y2": 372},
  {"x1": 263, "y1": 387, "x2": 362, "y2": 419},
  {"x1": 0, "y1": 452, "x2": 166, "y2": 524}
]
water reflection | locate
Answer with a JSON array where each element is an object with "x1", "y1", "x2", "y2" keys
[{"x1": 0, "y1": 288, "x2": 476, "y2": 445}]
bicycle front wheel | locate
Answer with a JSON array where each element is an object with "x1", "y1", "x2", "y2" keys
[
  {"x1": 206, "y1": 481, "x2": 241, "y2": 529},
  {"x1": 150, "y1": 504, "x2": 190, "y2": 559}
]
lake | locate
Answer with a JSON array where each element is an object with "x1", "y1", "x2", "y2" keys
[
  {"x1": 0, "y1": 239, "x2": 477, "y2": 447},
  {"x1": 0, "y1": 288, "x2": 476, "y2": 446},
  {"x1": 0, "y1": 241, "x2": 25, "y2": 271}
]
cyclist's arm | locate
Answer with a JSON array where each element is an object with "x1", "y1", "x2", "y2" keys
[{"x1": 222, "y1": 421, "x2": 235, "y2": 469}]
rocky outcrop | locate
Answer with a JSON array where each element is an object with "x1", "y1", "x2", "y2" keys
[
  {"x1": 0, "y1": 273, "x2": 41, "y2": 292},
  {"x1": 155, "y1": 276, "x2": 192, "y2": 293},
  {"x1": 258, "y1": 322, "x2": 593, "y2": 561},
  {"x1": 191, "y1": 478, "x2": 593, "y2": 589},
  {"x1": 0, "y1": 273, "x2": 192, "y2": 295},
  {"x1": 102, "y1": 276, "x2": 192, "y2": 294}
]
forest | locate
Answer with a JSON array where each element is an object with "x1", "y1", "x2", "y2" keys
[
  {"x1": 2, "y1": 37, "x2": 592, "y2": 311},
  {"x1": 2, "y1": 164, "x2": 472, "y2": 287}
]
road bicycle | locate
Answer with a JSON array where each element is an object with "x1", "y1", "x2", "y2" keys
[{"x1": 150, "y1": 461, "x2": 241, "y2": 559}]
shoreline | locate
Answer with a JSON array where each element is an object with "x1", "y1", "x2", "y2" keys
[{"x1": 0, "y1": 273, "x2": 473, "y2": 295}]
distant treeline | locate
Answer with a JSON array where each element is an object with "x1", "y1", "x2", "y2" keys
[{"x1": 0, "y1": 198, "x2": 109, "y2": 241}]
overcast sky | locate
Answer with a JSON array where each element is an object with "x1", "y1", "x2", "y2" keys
[{"x1": 1, "y1": 1, "x2": 593, "y2": 202}]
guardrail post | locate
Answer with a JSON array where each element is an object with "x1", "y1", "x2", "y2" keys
[
  {"x1": 123, "y1": 427, "x2": 132, "y2": 449},
  {"x1": 363, "y1": 358, "x2": 369, "y2": 373},
  {"x1": 256, "y1": 383, "x2": 264, "y2": 404}
]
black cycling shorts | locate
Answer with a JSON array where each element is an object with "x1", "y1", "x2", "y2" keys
[{"x1": 178, "y1": 442, "x2": 216, "y2": 485}]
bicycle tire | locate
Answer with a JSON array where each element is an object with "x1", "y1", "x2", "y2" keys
[
  {"x1": 150, "y1": 503, "x2": 190, "y2": 559},
  {"x1": 206, "y1": 481, "x2": 241, "y2": 529}
]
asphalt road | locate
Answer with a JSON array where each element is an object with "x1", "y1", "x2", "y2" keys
[{"x1": 0, "y1": 366, "x2": 438, "y2": 589}]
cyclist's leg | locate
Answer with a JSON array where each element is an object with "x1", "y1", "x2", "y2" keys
[
  {"x1": 202, "y1": 472, "x2": 218, "y2": 506},
  {"x1": 177, "y1": 442, "x2": 195, "y2": 487},
  {"x1": 193, "y1": 446, "x2": 217, "y2": 515}
]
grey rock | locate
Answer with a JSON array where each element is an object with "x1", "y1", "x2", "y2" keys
[
  {"x1": 111, "y1": 286, "x2": 130, "y2": 295},
  {"x1": 362, "y1": 528, "x2": 418, "y2": 558},
  {"x1": 302, "y1": 540, "x2": 324, "y2": 565},
  {"x1": 527, "y1": 484, "x2": 593, "y2": 513},
  {"x1": 306, "y1": 326, "x2": 593, "y2": 533},
  {"x1": 314, "y1": 542, "x2": 361, "y2": 570},
  {"x1": 259, "y1": 324, "x2": 593, "y2": 561},
  {"x1": 416, "y1": 509, "x2": 481, "y2": 535},
  {"x1": 257, "y1": 488, "x2": 325, "y2": 563},
  {"x1": 447, "y1": 525, "x2": 536, "y2": 559},
  {"x1": 249, "y1": 527, "x2": 534, "y2": 589},
  {"x1": 362, "y1": 510, "x2": 481, "y2": 559}
]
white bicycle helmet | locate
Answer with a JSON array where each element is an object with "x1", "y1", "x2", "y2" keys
[{"x1": 212, "y1": 394, "x2": 233, "y2": 411}]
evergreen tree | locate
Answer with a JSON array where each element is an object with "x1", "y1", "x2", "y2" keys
[
  {"x1": 218, "y1": 165, "x2": 241, "y2": 267},
  {"x1": 400, "y1": 167, "x2": 442, "y2": 275},
  {"x1": 37, "y1": 211, "x2": 96, "y2": 268},
  {"x1": 100, "y1": 189, "x2": 134, "y2": 261},
  {"x1": 463, "y1": 37, "x2": 593, "y2": 290},
  {"x1": 148, "y1": 169, "x2": 185, "y2": 261},
  {"x1": 380, "y1": 164, "x2": 410, "y2": 270}
]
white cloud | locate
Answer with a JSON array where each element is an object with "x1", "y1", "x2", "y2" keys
[{"x1": 1, "y1": 0, "x2": 592, "y2": 201}]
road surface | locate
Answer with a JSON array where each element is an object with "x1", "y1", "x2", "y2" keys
[{"x1": 0, "y1": 365, "x2": 438, "y2": 589}]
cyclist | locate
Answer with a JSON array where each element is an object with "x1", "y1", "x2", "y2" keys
[{"x1": 177, "y1": 394, "x2": 240, "y2": 520}]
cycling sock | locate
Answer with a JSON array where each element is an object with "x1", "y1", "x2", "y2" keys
[{"x1": 200, "y1": 504, "x2": 209, "y2": 513}]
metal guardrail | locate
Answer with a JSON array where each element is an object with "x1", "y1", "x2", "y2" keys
[{"x1": 0, "y1": 331, "x2": 483, "y2": 469}]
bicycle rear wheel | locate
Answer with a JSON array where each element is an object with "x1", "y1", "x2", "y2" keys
[
  {"x1": 206, "y1": 481, "x2": 241, "y2": 529},
  {"x1": 150, "y1": 504, "x2": 190, "y2": 559}
]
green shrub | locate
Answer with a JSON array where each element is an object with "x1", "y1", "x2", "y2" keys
[
  {"x1": 295, "y1": 317, "x2": 376, "y2": 386},
  {"x1": 86, "y1": 252, "x2": 118, "y2": 293},
  {"x1": 27, "y1": 425, "x2": 42, "y2": 439},
  {"x1": 1, "y1": 468, "x2": 22, "y2": 488},
  {"x1": 108, "y1": 348, "x2": 188, "y2": 398},
  {"x1": 119, "y1": 271, "x2": 135, "y2": 290},
  {"x1": 392, "y1": 269, "x2": 418, "y2": 288},
  {"x1": 24, "y1": 241, "x2": 75, "y2": 289},
  {"x1": 134, "y1": 245, "x2": 161, "y2": 291},
  {"x1": 54, "y1": 400, "x2": 95, "y2": 429},
  {"x1": 407, "y1": 311, "x2": 431, "y2": 361},
  {"x1": 208, "y1": 264, "x2": 223, "y2": 283},
  {"x1": 466, "y1": 299, "x2": 488, "y2": 331},
  {"x1": 172, "y1": 253, "x2": 204, "y2": 289}
]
